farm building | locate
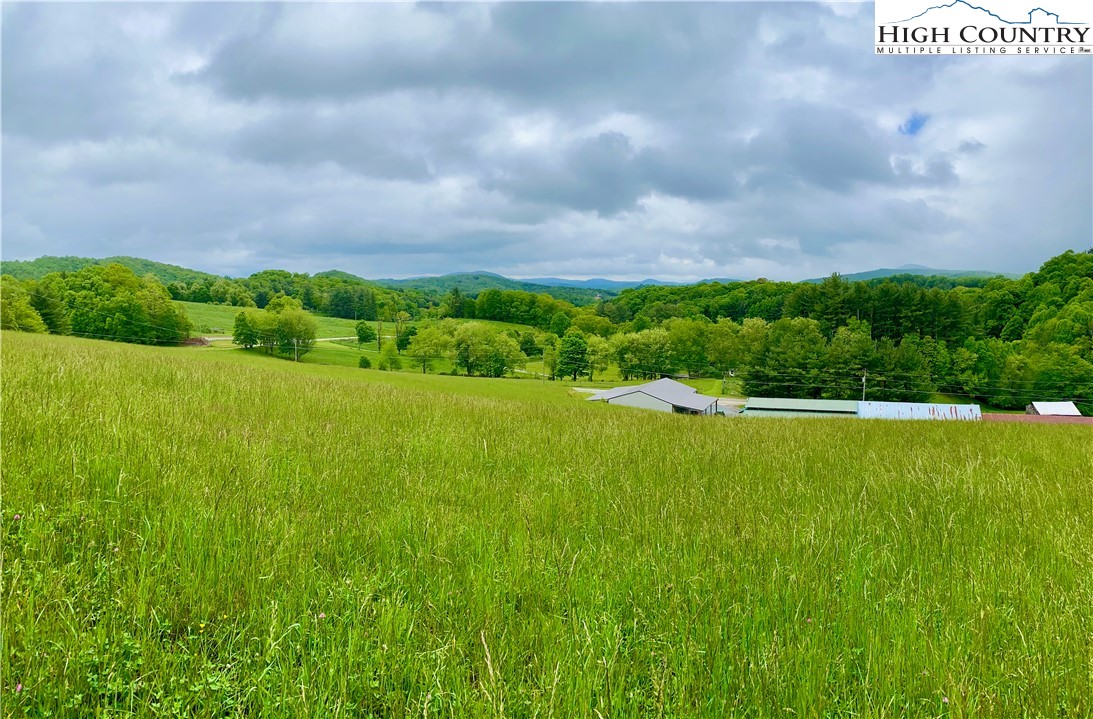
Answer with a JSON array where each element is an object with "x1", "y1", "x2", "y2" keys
[
  {"x1": 742, "y1": 398, "x2": 983, "y2": 421},
  {"x1": 587, "y1": 378, "x2": 719, "y2": 415},
  {"x1": 741, "y1": 398, "x2": 858, "y2": 418},
  {"x1": 1026, "y1": 401, "x2": 1082, "y2": 416},
  {"x1": 858, "y1": 401, "x2": 981, "y2": 421}
]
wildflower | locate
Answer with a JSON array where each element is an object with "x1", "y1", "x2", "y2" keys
[
  {"x1": 806, "y1": 618, "x2": 812, "y2": 623},
  {"x1": 15, "y1": 684, "x2": 22, "y2": 693},
  {"x1": 221, "y1": 614, "x2": 227, "y2": 620},
  {"x1": 113, "y1": 547, "x2": 119, "y2": 553},
  {"x1": 319, "y1": 613, "x2": 326, "y2": 619},
  {"x1": 12, "y1": 515, "x2": 20, "y2": 521},
  {"x1": 942, "y1": 697, "x2": 949, "y2": 704}
]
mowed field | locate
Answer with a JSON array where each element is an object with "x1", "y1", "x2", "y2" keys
[
  {"x1": 3, "y1": 332, "x2": 1092, "y2": 718},
  {"x1": 178, "y1": 301, "x2": 533, "y2": 339}
]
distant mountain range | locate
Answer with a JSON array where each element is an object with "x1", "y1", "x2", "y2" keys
[
  {"x1": 803, "y1": 264, "x2": 1018, "y2": 283},
  {"x1": 374, "y1": 272, "x2": 613, "y2": 303},
  {"x1": 2, "y1": 255, "x2": 1018, "y2": 302},
  {"x1": 521, "y1": 277, "x2": 687, "y2": 291}
]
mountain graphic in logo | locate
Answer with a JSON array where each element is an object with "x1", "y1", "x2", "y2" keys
[{"x1": 896, "y1": 1, "x2": 1084, "y2": 25}]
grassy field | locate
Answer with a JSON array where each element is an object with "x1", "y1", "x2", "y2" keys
[
  {"x1": 3, "y1": 331, "x2": 1092, "y2": 717},
  {"x1": 178, "y1": 301, "x2": 363, "y2": 338},
  {"x1": 177, "y1": 301, "x2": 533, "y2": 340}
]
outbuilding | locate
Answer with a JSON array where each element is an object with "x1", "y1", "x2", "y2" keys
[
  {"x1": 858, "y1": 401, "x2": 981, "y2": 421},
  {"x1": 588, "y1": 378, "x2": 719, "y2": 415},
  {"x1": 741, "y1": 397, "x2": 858, "y2": 418},
  {"x1": 1026, "y1": 401, "x2": 1082, "y2": 416}
]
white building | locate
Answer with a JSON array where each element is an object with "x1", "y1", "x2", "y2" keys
[
  {"x1": 1027, "y1": 401, "x2": 1082, "y2": 416},
  {"x1": 588, "y1": 378, "x2": 719, "y2": 415}
]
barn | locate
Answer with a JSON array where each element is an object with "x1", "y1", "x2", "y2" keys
[
  {"x1": 741, "y1": 398, "x2": 982, "y2": 420},
  {"x1": 741, "y1": 397, "x2": 859, "y2": 418},
  {"x1": 588, "y1": 378, "x2": 719, "y2": 415}
]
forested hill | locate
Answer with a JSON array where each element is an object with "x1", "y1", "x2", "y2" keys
[
  {"x1": 1, "y1": 255, "x2": 224, "y2": 285},
  {"x1": 803, "y1": 266, "x2": 1016, "y2": 284},
  {"x1": 2, "y1": 250, "x2": 1090, "y2": 410},
  {"x1": 375, "y1": 272, "x2": 612, "y2": 304}
]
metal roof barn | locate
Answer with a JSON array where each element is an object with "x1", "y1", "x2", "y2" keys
[
  {"x1": 857, "y1": 401, "x2": 982, "y2": 421},
  {"x1": 1027, "y1": 401, "x2": 1082, "y2": 416},
  {"x1": 588, "y1": 378, "x2": 718, "y2": 415},
  {"x1": 742, "y1": 398, "x2": 858, "y2": 417}
]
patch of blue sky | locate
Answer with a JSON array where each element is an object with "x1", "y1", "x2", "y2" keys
[{"x1": 899, "y1": 112, "x2": 930, "y2": 136}]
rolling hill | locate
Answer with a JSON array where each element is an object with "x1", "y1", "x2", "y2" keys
[
  {"x1": 0, "y1": 255, "x2": 225, "y2": 284},
  {"x1": 4, "y1": 330, "x2": 1090, "y2": 715},
  {"x1": 3, "y1": 255, "x2": 1023, "y2": 303},
  {"x1": 521, "y1": 276, "x2": 683, "y2": 291},
  {"x1": 375, "y1": 271, "x2": 614, "y2": 304},
  {"x1": 804, "y1": 264, "x2": 1017, "y2": 283}
]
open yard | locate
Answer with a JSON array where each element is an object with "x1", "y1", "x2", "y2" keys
[{"x1": 3, "y1": 332, "x2": 1091, "y2": 717}]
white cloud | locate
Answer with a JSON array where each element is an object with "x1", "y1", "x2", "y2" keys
[{"x1": 1, "y1": 2, "x2": 1088, "y2": 280}]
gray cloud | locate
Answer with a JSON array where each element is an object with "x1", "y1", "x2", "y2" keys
[{"x1": 1, "y1": 2, "x2": 1089, "y2": 281}]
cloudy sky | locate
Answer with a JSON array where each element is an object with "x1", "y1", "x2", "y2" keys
[{"x1": 3, "y1": 2, "x2": 1090, "y2": 281}]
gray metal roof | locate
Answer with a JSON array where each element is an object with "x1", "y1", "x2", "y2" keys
[
  {"x1": 590, "y1": 378, "x2": 717, "y2": 411},
  {"x1": 743, "y1": 397, "x2": 859, "y2": 413},
  {"x1": 742, "y1": 409, "x2": 857, "y2": 419},
  {"x1": 1030, "y1": 401, "x2": 1081, "y2": 416}
]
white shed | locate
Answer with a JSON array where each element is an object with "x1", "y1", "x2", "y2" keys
[{"x1": 1027, "y1": 401, "x2": 1082, "y2": 416}]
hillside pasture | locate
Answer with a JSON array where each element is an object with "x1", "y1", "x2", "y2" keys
[
  {"x1": 177, "y1": 301, "x2": 360, "y2": 338},
  {"x1": 3, "y1": 332, "x2": 1091, "y2": 717}
]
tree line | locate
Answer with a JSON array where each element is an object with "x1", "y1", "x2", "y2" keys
[
  {"x1": 5, "y1": 250, "x2": 1089, "y2": 411},
  {"x1": 1, "y1": 264, "x2": 192, "y2": 344}
]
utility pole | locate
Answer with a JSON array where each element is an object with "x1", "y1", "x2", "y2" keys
[
  {"x1": 861, "y1": 369, "x2": 867, "y2": 401},
  {"x1": 294, "y1": 338, "x2": 299, "y2": 362}
]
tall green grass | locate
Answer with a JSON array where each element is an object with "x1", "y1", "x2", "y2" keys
[{"x1": 2, "y1": 332, "x2": 1091, "y2": 717}]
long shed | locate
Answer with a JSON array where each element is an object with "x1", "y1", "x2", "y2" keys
[
  {"x1": 741, "y1": 398, "x2": 859, "y2": 418},
  {"x1": 858, "y1": 401, "x2": 981, "y2": 421}
]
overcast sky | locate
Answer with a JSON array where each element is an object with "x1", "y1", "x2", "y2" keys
[{"x1": 3, "y1": 2, "x2": 1090, "y2": 281}]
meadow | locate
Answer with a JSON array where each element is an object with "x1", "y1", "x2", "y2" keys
[
  {"x1": 178, "y1": 301, "x2": 361, "y2": 338},
  {"x1": 2, "y1": 332, "x2": 1091, "y2": 717},
  {"x1": 178, "y1": 301, "x2": 532, "y2": 339}
]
